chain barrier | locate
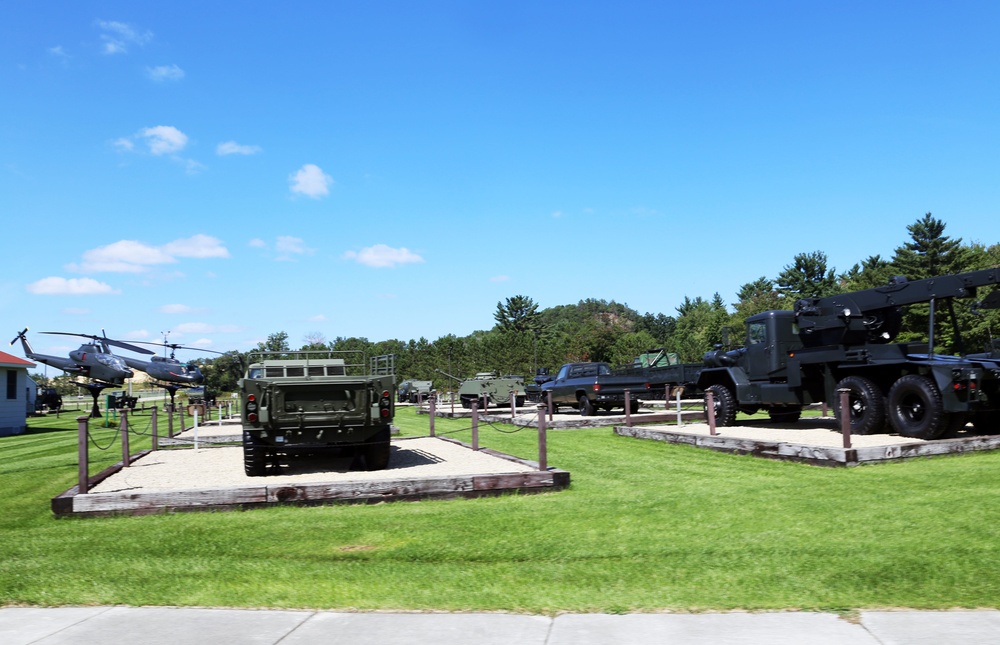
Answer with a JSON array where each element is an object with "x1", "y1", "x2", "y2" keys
[{"x1": 86, "y1": 424, "x2": 121, "y2": 451}]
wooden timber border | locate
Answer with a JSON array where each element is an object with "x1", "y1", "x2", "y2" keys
[
  {"x1": 51, "y1": 436, "x2": 569, "y2": 518},
  {"x1": 615, "y1": 424, "x2": 1000, "y2": 467}
]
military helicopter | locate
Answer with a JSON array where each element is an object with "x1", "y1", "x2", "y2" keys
[
  {"x1": 9, "y1": 327, "x2": 152, "y2": 386},
  {"x1": 10, "y1": 328, "x2": 155, "y2": 418},
  {"x1": 120, "y1": 340, "x2": 224, "y2": 386}
]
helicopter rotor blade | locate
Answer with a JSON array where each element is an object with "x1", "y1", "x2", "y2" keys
[
  {"x1": 40, "y1": 331, "x2": 155, "y2": 354},
  {"x1": 102, "y1": 338, "x2": 156, "y2": 355},
  {"x1": 9, "y1": 327, "x2": 28, "y2": 346},
  {"x1": 128, "y1": 340, "x2": 226, "y2": 355}
]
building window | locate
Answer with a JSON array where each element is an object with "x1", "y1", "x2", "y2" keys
[{"x1": 6, "y1": 370, "x2": 16, "y2": 400}]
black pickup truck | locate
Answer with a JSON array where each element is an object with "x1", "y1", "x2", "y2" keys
[{"x1": 540, "y1": 362, "x2": 649, "y2": 415}]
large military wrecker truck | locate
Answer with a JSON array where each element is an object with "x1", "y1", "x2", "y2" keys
[
  {"x1": 698, "y1": 268, "x2": 1000, "y2": 440},
  {"x1": 239, "y1": 351, "x2": 395, "y2": 476}
]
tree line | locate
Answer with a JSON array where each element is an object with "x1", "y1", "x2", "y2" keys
[{"x1": 36, "y1": 214, "x2": 996, "y2": 397}]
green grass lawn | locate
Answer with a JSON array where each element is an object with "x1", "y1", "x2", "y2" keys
[{"x1": 1, "y1": 407, "x2": 999, "y2": 613}]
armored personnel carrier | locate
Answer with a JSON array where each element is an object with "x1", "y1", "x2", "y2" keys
[
  {"x1": 239, "y1": 351, "x2": 395, "y2": 476},
  {"x1": 436, "y1": 370, "x2": 527, "y2": 409}
]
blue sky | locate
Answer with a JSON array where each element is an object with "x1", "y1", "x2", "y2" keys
[{"x1": 2, "y1": 1, "x2": 999, "y2": 361}]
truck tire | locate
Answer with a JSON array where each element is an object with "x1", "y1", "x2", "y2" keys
[
  {"x1": 243, "y1": 431, "x2": 267, "y2": 477},
  {"x1": 363, "y1": 426, "x2": 392, "y2": 471},
  {"x1": 704, "y1": 384, "x2": 736, "y2": 426},
  {"x1": 578, "y1": 394, "x2": 595, "y2": 416},
  {"x1": 888, "y1": 374, "x2": 945, "y2": 439},
  {"x1": 833, "y1": 376, "x2": 886, "y2": 435},
  {"x1": 629, "y1": 399, "x2": 641, "y2": 415}
]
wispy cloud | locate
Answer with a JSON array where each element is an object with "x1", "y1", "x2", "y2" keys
[
  {"x1": 490, "y1": 275, "x2": 510, "y2": 283},
  {"x1": 26, "y1": 277, "x2": 119, "y2": 295},
  {"x1": 343, "y1": 244, "x2": 424, "y2": 268},
  {"x1": 96, "y1": 20, "x2": 152, "y2": 55},
  {"x1": 275, "y1": 236, "x2": 314, "y2": 261},
  {"x1": 217, "y1": 141, "x2": 262, "y2": 156},
  {"x1": 146, "y1": 64, "x2": 184, "y2": 82},
  {"x1": 289, "y1": 164, "x2": 332, "y2": 198}
]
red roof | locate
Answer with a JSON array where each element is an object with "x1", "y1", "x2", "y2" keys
[{"x1": 0, "y1": 350, "x2": 35, "y2": 368}]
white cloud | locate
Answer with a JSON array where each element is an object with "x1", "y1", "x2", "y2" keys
[
  {"x1": 343, "y1": 244, "x2": 424, "y2": 268},
  {"x1": 551, "y1": 210, "x2": 564, "y2": 218},
  {"x1": 125, "y1": 329, "x2": 151, "y2": 339},
  {"x1": 140, "y1": 125, "x2": 188, "y2": 155},
  {"x1": 72, "y1": 240, "x2": 176, "y2": 273},
  {"x1": 248, "y1": 238, "x2": 267, "y2": 248},
  {"x1": 48, "y1": 46, "x2": 69, "y2": 59},
  {"x1": 308, "y1": 314, "x2": 327, "y2": 322},
  {"x1": 191, "y1": 338, "x2": 215, "y2": 348},
  {"x1": 146, "y1": 64, "x2": 184, "y2": 81},
  {"x1": 162, "y1": 234, "x2": 230, "y2": 259},
  {"x1": 27, "y1": 277, "x2": 119, "y2": 295},
  {"x1": 69, "y1": 235, "x2": 230, "y2": 274},
  {"x1": 96, "y1": 20, "x2": 152, "y2": 55},
  {"x1": 112, "y1": 137, "x2": 134, "y2": 152},
  {"x1": 275, "y1": 236, "x2": 314, "y2": 260},
  {"x1": 289, "y1": 164, "x2": 332, "y2": 198},
  {"x1": 217, "y1": 141, "x2": 262, "y2": 156},
  {"x1": 173, "y1": 322, "x2": 241, "y2": 335},
  {"x1": 490, "y1": 275, "x2": 510, "y2": 283},
  {"x1": 63, "y1": 307, "x2": 91, "y2": 315}
]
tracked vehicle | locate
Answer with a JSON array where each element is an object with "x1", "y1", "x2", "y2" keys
[{"x1": 239, "y1": 351, "x2": 395, "y2": 476}]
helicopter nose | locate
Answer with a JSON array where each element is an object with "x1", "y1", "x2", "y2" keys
[{"x1": 125, "y1": 369, "x2": 134, "y2": 378}]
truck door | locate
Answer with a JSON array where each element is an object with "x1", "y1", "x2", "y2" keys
[{"x1": 745, "y1": 319, "x2": 771, "y2": 381}]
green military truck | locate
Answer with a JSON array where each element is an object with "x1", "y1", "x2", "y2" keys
[
  {"x1": 397, "y1": 379, "x2": 433, "y2": 403},
  {"x1": 239, "y1": 351, "x2": 395, "y2": 476}
]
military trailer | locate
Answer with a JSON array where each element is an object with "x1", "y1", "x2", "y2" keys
[
  {"x1": 435, "y1": 370, "x2": 527, "y2": 409},
  {"x1": 397, "y1": 379, "x2": 433, "y2": 403},
  {"x1": 239, "y1": 351, "x2": 395, "y2": 476}
]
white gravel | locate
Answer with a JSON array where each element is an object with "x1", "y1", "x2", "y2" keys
[
  {"x1": 87, "y1": 436, "x2": 535, "y2": 494},
  {"x1": 646, "y1": 420, "x2": 934, "y2": 448}
]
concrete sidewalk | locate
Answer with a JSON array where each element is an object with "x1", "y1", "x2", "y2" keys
[{"x1": 3, "y1": 607, "x2": 1000, "y2": 644}]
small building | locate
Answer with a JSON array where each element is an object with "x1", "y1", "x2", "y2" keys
[{"x1": 0, "y1": 350, "x2": 36, "y2": 436}]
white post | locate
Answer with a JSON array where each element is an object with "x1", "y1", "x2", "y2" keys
[{"x1": 676, "y1": 388, "x2": 682, "y2": 426}]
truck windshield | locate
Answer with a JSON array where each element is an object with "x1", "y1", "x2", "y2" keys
[{"x1": 748, "y1": 322, "x2": 766, "y2": 345}]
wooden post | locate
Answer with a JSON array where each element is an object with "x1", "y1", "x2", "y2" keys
[
  {"x1": 471, "y1": 401, "x2": 479, "y2": 451},
  {"x1": 625, "y1": 389, "x2": 632, "y2": 427},
  {"x1": 547, "y1": 390, "x2": 553, "y2": 422},
  {"x1": 77, "y1": 415, "x2": 89, "y2": 495},
  {"x1": 167, "y1": 403, "x2": 175, "y2": 438},
  {"x1": 839, "y1": 388, "x2": 852, "y2": 449},
  {"x1": 537, "y1": 405, "x2": 547, "y2": 471},
  {"x1": 121, "y1": 409, "x2": 131, "y2": 467},
  {"x1": 429, "y1": 394, "x2": 436, "y2": 437},
  {"x1": 706, "y1": 389, "x2": 717, "y2": 436},
  {"x1": 510, "y1": 389, "x2": 515, "y2": 420},
  {"x1": 151, "y1": 406, "x2": 159, "y2": 450}
]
